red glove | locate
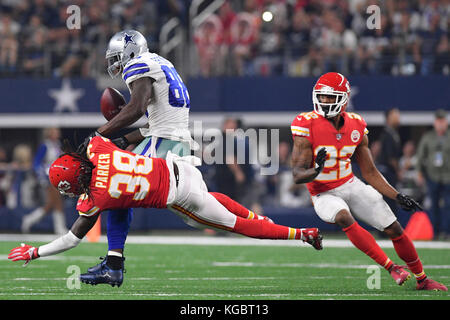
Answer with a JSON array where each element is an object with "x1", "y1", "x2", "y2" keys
[{"x1": 8, "y1": 243, "x2": 39, "y2": 267}]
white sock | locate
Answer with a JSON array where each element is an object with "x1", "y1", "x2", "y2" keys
[{"x1": 108, "y1": 250, "x2": 123, "y2": 258}]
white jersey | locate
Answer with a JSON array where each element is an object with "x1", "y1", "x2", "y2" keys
[{"x1": 122, "y1": 52, "x2": 192, "y2": 144}]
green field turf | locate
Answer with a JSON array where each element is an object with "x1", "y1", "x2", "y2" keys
[{"x1": 0, "y1": 239, "x2": 449, "y2": 301}]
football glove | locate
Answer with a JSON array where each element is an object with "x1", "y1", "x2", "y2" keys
[
  {"x1": 396, "y1": 193, "x2": 423, "y2": 212},
  {"x1": 314, "y1": 147, "x2": 327, "y2": 173},
  {"x1": 76, "y1": 131, "x2": 101, "y2": 155},
  {"x1": 111, "y1": 136, "x2": 129, "y2": 150},
  {"x1": 8, "y1": 243, "x2": 39, "y2": 267}
]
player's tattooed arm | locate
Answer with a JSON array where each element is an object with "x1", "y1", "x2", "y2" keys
[
  {"x1": 354, "y1": 135, "x2": 398, "y2": 200},
  {"x1": 70, "y1": 214, "x2": 100, "y2": 239},
  {"x1": 291, "y1": 136, "x2": 320, "y2": 184},
  {"x1": 97, "y1": 77, "x2": 153, "y2": 137}
]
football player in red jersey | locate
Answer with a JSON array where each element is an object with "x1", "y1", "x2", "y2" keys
[
  {"x1": 8, "y1": 136, "x2": 322, "y2": 286},
  {"x1": 290, "y1": 72, "x2": 447, "y2": 291}
]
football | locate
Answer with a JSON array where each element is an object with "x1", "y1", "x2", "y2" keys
[{"x1": 100, "y1": 87, "x2": 126, "y2": 120}]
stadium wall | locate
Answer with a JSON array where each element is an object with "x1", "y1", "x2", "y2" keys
[{"x1": 0, "y1": 76, "x2": 448, "y2": 114}]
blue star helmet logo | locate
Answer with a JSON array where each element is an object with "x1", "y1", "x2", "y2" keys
[{"x1": 123, "y1": 33, "x2": 135, "y2": 47}]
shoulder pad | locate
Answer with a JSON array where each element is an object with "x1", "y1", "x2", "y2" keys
[
  {"x1": 122, "y1": 58, "x2": 151, "y2": 81},
  {"x1": 291, "y1": 112, "x2": 317, "y2": 137},
  {"x1": 346, "y1": 112, "x2": 369, "y2": 135},
  {"x1": 346, "y1": 112, "x2": 364, "y2": 121}
]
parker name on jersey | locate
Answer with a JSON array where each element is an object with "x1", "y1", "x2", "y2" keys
[{"x1": 76, "y1": 137, "x2": 170, "y2": 217}]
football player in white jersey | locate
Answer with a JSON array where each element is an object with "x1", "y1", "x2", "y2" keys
[
  {"x1": 77, "y1": 30, "x2": 193, "y2": 286},
  {"x1": 77, "y1": 30, "x2": 273, "y2": 287}
]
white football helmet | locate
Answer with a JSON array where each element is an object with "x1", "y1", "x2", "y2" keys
[{"x1": 106, "y1": 30, "x2": 149, "y2": 78}]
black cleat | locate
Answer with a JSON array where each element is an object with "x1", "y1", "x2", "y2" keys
[{"x1": 80, "y1": 256, "x2": 125, "y2": 287}]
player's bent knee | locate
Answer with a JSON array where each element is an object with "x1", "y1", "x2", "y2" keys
[
  {"x1": 335, "y1": 210, "x2": 355, "y2": 228},
  {"x1": 383, "y1": 220, "x2": 403, "y2": 238}
]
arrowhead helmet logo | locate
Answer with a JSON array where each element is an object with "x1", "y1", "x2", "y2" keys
[{"x1": 58, "y1": 180, "x2": 71, "y2": 192}]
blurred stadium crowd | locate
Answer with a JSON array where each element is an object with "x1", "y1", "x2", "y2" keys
[
  {"x1": 0, "y1": 0, "x2": 449, "y2": 78},
  {"x1": 0, "y1": 0, "x2": 186, "y2": 77}
]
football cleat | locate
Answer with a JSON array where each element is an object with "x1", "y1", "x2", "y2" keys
[
  {"x1": 86, "y1": 256, "x2": 107, "y2": 274},
  {"x1": 389, "y1": 264, "x2": 411, "y2": 285},
  {"x1": 301, "y1": 228, "x2": 323, "y2": 250},
  {"x1": 80, "y1": 256, "x2": 125, "y2": 287},
  {"x1": 416, "y1": 278, "x2": 448, "y2": 291}
]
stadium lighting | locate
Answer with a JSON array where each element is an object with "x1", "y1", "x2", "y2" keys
[{"x1": 262, "y1": 11, "x2": 273, "y2": 22}]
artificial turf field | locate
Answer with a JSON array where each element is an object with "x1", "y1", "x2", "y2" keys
[{"x1": 0, "y1": 235, "x2": 449, "y2": 302}]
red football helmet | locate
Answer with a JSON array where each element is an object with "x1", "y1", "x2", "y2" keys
[
  {"x1": 312, "y1": 72, "x2": 351, "y2": 118},
  {"x1": 49, "y1": 154, "x2": 84, "y2": 197}
]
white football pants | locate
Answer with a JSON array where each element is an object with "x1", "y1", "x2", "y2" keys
[
  {"x1": 311, "y1": 176, "x2": 397, "y2": 231},
  {"x1": 166, "y1": 156, "x2": 238, "y2": 231}
]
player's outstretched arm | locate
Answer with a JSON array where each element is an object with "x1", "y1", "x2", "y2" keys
[
  {"x1": 8, "y1": 214, "x2": 98, "y2": 265},
  {"x1": 97, "y1": 77, "x2": 153, "y2": 137},
  {"x1": 70, "y1": 214, "x2": 100, "y2": 239},
  {"x1": 355, "y1": 136, "x2": 423, "y2": 212},
  {"x1": 354, "y1": 135, "x2": 398, "y2": 199},
  {"x1": 291, "y1": 136, "x2": 322, "y2": 184}
]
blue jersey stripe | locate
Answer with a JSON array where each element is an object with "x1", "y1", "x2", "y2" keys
[
  {"x1": 154, "y1": 138, "x2": 163, "y2": 152},
  {"x1": 123, "y1": 67, "x2": 150, "y2": 81},
  {"x1": 141, "y1": 137, "x2": 152, "y2": 156},
  {"x1": 123, "y1": 63, "x2": 148, "y2": 74}
]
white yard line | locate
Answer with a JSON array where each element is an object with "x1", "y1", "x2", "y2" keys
[
  {"x1": 1, "y1": 234, "x2": 450, "y2": 249},
  {"x1": 211, "y1": 262, "x2": 450, "y2": 269}
]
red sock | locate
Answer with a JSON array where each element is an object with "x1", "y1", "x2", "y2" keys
[
  {"x1": 210, "y1": 192, "x2": 255, "y2": 219},
  {"x1": 343, "y1": 222, "x2": 393, "y2": 270},
  {"x1": 232, "y1": 217, "x2": 301, "y2": 240},
  {"x1": 391, "y1": 233, "x2": 426, "y2": 281}
]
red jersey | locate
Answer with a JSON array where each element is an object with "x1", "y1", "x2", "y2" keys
[
  {"x1": 76, "y1": 137, "x2": 170, "y2": 217},
  {"x1": 291, "y1": 111, "x2": 369, "y2": 196}
]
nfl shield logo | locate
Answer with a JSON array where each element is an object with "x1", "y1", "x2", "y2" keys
[{"x1": 336, "y1": 133, "x2": 342, "y2": 140}]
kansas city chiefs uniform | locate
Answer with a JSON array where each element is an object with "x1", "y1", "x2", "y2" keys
[
  {"x1": 76, "y1": 137, "x2": 170, "y2": 217},
  {"x1": 291, "y1": 110, "x2": 369, "y2": 196}
]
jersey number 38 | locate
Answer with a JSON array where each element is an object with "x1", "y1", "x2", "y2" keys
[{"x1": 108, "y1": 150, "x2": 154, "y2": 201}]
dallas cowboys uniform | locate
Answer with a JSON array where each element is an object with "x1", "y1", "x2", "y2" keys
[
  {"x1": 105, "y1": 52, "x2": 192, "y2": 252},
  {"x1": 122, "y1": 51, "x2": 192, "y2": 158}
]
